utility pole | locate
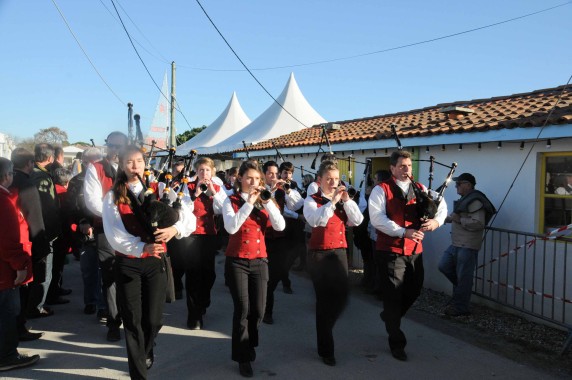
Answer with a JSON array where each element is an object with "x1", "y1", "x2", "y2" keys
[
  {"x1": 127, "y1": 102, "x2": 134, "y2": 144},
  {"x1": 169, "y1": 61, "x2": 177, "y2": 149}
]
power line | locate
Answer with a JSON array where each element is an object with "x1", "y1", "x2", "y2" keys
[
  {"x1": 51, "y1": 0, "x2": 126, "y2": 106},
  {"x1": 108, "y1": 0, "x2": 194, "y2": 132},
  {"x1": 177, "y1": 1, "x2": 571, "y2": 72},
  {"x1": 488, "y1": 74, "x2": 572, "y2": 228},
  {"x1": 194, "y1": 0, "x2": 311, "y2": 131},
  {"x1": 98, "y1": 0, "x2": 171, "y2": 64}
]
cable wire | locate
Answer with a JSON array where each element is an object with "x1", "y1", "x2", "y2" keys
[
  {"x1": 487, "y1": 74, "x2": 572, "y2": 228},
  {"x1": 108, "y1": 0, "x2": 194, "y2": 132},
  {"x1": 194, "y1": 0, "x2": 311, "y2": 130},
  {"x1": 178, "y1": 1, "x2": 572, "y2": 72},
  {"x1": 51, "y1": 0, "x2": 126, "y2": 106}
]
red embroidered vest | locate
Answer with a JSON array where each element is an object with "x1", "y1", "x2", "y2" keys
[
  {"x1": 188, "y1": 181, "x2": 220, "y2": 235},
  {"x1": 375, "y1": 178, "x2": 423, "y2": 255},
  {"x1": 309, "y1": 190, "x2": 349, "y2": 251},
  {"x1": 116, "y1": 182, "x2": 164, "y2": 259},
  {"x1": 225, "y1": 193, "x2": 269, "y2": 259}
]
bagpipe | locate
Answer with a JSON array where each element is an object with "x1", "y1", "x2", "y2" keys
[{"x1": 390, "y1": 123, "x2": 458, "y2": 220}]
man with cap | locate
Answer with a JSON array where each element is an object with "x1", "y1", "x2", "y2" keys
[{"x1": 439, "y1": 172, "x2": 495, "y2": 317}]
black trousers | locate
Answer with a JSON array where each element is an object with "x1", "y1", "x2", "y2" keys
[
  {"x1": 114, "y1": 256, "x2": 166, "y2": 380},
  {"x1": 97, "y1": 233, "x2": 121, "y2": 327},
  {"x1": 308, "y1": 249, "x2": 349, "y2": 358},
  {"x1": 375, "y1": 251, "x2": 424, "y2": 350},
  {"x1": 184, "y1": 234, "x2": 218, "y2": 322},
  {"x1": 166, "y1": 236, "x2": 189, "y2": 295},
  {"x1": 225, "y1": 257, "x2": 268, "y2": 363},
  {"x1": 265, "y1": 237, "x2": 289, "y2": 316}
]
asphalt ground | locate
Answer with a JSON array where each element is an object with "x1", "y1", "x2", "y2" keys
[{"x1": 2, "y1": 254, "x2": 558, "y2": 380}]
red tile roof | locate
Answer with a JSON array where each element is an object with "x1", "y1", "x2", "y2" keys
[{"x1": 243, "y1": 84, "x2": 572, "y2": 152}]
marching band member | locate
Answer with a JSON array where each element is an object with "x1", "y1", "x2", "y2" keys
[
  {"x1": 303, "y1": 160, "x2": 363, "y2": 366},
  {"x1": 102, "y1": 145, "x2": 195, "y2": 379},
  {"x1": 261, "y1": 161, "x2": 303, "y2": 325},
  {"x1": 185, "y1": 157, "x2": 227, "y2": 329},
  {"x1": 222, "y1": 159, "x2": 285, "y2": 377}
]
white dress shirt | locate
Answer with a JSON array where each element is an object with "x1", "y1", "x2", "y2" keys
[{"x1": 222, "y1": 193, "x2": 286, "y2": 235}]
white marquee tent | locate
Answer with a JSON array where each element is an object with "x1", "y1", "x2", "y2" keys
[
  {"x1": 177, "y1": 92, "x2": 251, "y2": 156},
  {"x1": 201, "y1": 73, "x2": 326, "y2": 154}
]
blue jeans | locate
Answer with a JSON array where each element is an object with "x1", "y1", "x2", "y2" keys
[
  {"x1": 0, "y1": 288, "x2": 20, "y2": 361},
  {"x1": 438, "y1": 245, "x2": 478, "y2": 313},
  {"x1": 80, "y1": 242, "x2": 105, "y2": 310}
]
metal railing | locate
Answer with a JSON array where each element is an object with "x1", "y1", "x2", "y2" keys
[{"x1": 474, "y1": 226, "x2": 572, "y2": 353}]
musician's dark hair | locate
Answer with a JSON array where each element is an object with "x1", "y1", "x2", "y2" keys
[
  {"x1": 227, "y1": 167, "x2": 238, "y2": 176},
  {"x1": 34, "y1": 143, "x2": 55, "y2": 163},
  {"x1": 53, "y1": 168, "x2": 72, "y2": 186},
  {"x1": 262, "y1": 160, "x2": 279, "y2": 174},
  {"x1": 235, "y1": 160, "x2": 264, "y2": 192},
  {"x1": 389, "y1": 150, "x2": 412, "y2": 166},
  {"x1": 279, "y1": 161, "x2": 294, "y2": 173},
  {"x1": 54, "y1": 146, "x2": 64, "y2": 159},
  {"x1": 317, "y1": 160, "x2": 339, "y2": 178},
  {"x1": 112, "y1": 145, "x2": 145, "y2": 205},
  {"x1": 0, "y1": 157, "x2": 13, "y2": 178},
  {"x1": 320, "y1": 153, "x2": 337, "y2": 163},
  {"x1": 11, "y1": 147, "x2": 34, "y2": 169}
]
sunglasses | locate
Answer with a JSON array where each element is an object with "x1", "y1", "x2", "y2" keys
[
  {"x1": 106, "y1": 143, "x2": 123, "y2": 150},
  {"x1": 455, "y1": 181, "x2": 469, "y2": 187}
]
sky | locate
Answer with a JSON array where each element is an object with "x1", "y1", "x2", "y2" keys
[{"x1": 0, "y1": 0, "x2": 571, "y2": 145}]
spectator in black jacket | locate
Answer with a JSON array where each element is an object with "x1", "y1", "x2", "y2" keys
[
  {"x1": 9, "y1": 148, "x2": 46, "y2": 340},
  {"x1": 28, "y1": 143, "x2": 62, "y2": 319}
]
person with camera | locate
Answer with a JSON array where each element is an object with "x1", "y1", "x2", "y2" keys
[
  {"x1": 303, "y1": 160, "x2": 363, "y2": 366},
  {"x1": 184, "y1": 157, "x2": 227, "y2": 330},
  {"x1": 222, "y1": 160, "x2": 286, "y2": 377}
]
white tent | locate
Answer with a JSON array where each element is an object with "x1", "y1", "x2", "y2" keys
[
  {"x1": 177, "y1": 92, "x2": 251, "y2": 156},
  {"x1": 202, "y1": 73, "x2": 326, "y2": 154}
]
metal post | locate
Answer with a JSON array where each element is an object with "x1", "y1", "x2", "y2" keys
[{"x1": 169, "y1": 61, "x2": 177, "y2": 149}]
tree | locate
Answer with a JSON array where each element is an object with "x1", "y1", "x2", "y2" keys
[
  {"x1": 34, "y1": 126, "x2": 69, "y2": 146},
  {"x1": 176, "y1": 125, "x2": 207, "y2": 144}
]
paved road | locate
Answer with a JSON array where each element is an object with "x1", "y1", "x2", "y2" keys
[{"x1": 3, "y1": 256, "x2": 557, "y2": 379}]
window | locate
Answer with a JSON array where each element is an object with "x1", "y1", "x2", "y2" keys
[{"x1": 540, "y1": 152, "x2": 572, "y2": 236}]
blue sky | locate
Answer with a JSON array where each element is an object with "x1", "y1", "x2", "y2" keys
[{"x1": 0, "y1": 0, "x2": 570, "y2": 145}]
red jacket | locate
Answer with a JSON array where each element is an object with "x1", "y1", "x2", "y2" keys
[
  {"x1": 0, "y1": 187, "x2": 33, "y2": 291},
  {"x1": 188, "y1": 181, "x2": 220, "y2": 235},
  {"x1": 225, "y1": 193, "x2": 269, "y2": 259},
  {"x1": 309, "y1": 190, "x2": 349, "y2": 251},
  {"x1": 375, "y1": 178, "x2": 423, "y2": 255}
]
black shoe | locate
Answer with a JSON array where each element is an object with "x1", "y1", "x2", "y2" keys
[
  {"x1": 321, "y1": 355, "x2": 336, "y2": 366},
  {"x1": 84, "y1": 304, "x2": 97, "y2": 315},
  {"x1": 262, "y1": 314, "x2": 274, "y2": 325},
  {"x1": 58, "y1": 288, "x2": 72, "y2": 296},
  {"x1": 175, "y1": 289, "x2": 183, "y2": 300},
  {"x1": 391, "y1": 348, "x2": 407, "y2": 361},
  {"x1": 146, "y1": 350, "x2": 154, "y2": 370},
  {"x1": 0, "y1": 354, "x2": 40, "y2": 371},
  {"x1": 97, "y1": 309, "x2": 109, "y2": 323},
  {"x1": 27, "y1": 308, "x2": 54, "y2": 319},
  {"x1": 187, "y1": 318, "x2": 202, "y2": 330},
  {"x1": 238, "y1": 361, "x2": 253, "y2": 377},
  {"x1": 443, "y1": 305, "x2": 471, "y2": 317},
  {"x1": 282, "y1": 285, "x2": 293, "y2": 294},
  {"x1": 19, "y1": 330, "x2": 44, "y2": 342},
  {"x1": 106, "y1": 326, "x2": 121, "y2": 342},
  {"x1": 46, "y1": 296, "x2": 70, "y2": 305}
]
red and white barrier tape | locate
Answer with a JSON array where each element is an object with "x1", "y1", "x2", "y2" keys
[
  {"x1": 474, "y1": 275, "x2": 572, "y2": 304},
  {"x1": 477, "y1": 223, "x2": 572, "y2": 270}
]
